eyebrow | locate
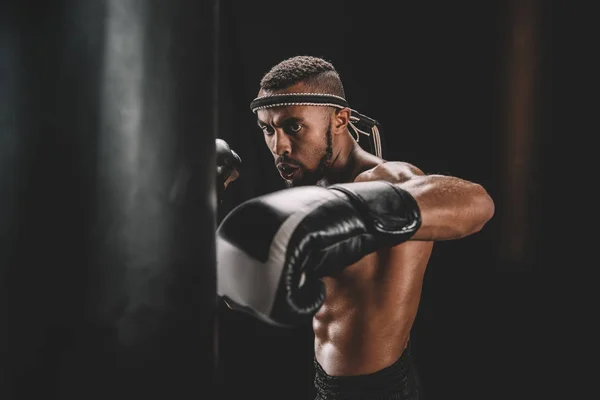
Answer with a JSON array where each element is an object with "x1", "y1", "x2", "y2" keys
[{"x1": 257, "y1": 116, "x2": 304, "y2": 127}]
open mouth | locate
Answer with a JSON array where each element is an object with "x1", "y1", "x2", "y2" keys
[{"x1": 277, "y1": 163, "x2": 300, "y2": 180}]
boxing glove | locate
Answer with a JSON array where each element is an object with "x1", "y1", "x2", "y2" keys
[
  {"x1": 216, "y1": 138, "x2": 241, "y2": 204},
  {"x1": 216, "y1": 180, "x2": 422, "y2": 327}
]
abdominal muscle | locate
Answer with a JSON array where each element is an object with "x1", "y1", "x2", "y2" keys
[{"x1": 313, "y1": 240, "x2": 434, "y2": 376}]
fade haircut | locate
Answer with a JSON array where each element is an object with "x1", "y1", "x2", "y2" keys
[{"x1": 259, "y1": 55, "x2": 346, "y2": 99}]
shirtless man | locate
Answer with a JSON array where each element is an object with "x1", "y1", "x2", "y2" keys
[{"x1": 216, "y1": 55, "x2": 495, "y2": 399}]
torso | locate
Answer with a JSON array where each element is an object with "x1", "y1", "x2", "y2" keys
[
  {"x1": 313, "y1": 240, "x2": 434, "y2": 376},
  {"x1": 313, "y1": 150, "x2": 433, "y2": 376}
]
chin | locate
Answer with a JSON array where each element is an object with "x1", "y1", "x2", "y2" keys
[
  {"x1": 281, "y1": 168, "x2": 324, "y2": 188},
  {"x1": 285, "y1": 179, "x2": 303, "y2": 188},
  {"x1": 285, "y1": 177, "x2": 317, "y2": 188}
]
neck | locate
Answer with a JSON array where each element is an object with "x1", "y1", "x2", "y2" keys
[{"x1": 317, "y1": 132, "x2": 367, "y2": 186}]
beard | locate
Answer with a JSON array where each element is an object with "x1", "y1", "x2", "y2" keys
[{"x1": 285, "y1": 128, "x2": 333, "y2": 188}]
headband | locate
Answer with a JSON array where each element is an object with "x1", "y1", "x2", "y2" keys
[{"x1": 250, "y1": 93, "x2": 383, "y2": 158}]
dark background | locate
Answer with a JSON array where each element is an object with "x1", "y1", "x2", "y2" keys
[{"x1": 215, "y1": 1, "x2": 553, "y2": 399}]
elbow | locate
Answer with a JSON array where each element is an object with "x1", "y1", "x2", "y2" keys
[
  {"x1": 479, "y1": 186, "x2": 496, "y2": 224},
  {"x1": 468, "y1": 185, "x2": 495, "y2": 235}
]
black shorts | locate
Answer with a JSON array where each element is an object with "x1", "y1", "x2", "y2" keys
[{"x1": 313, "y1": 344, "x2": 421, "y2": 400}]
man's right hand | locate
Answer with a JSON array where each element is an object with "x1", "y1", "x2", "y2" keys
[{"x1": 216, "y1": 181, "x2": 422, "y2": 327}]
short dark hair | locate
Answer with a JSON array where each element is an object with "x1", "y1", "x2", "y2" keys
[{"x1": 259, "y1": 55, "x2": 346, "y2": 98}]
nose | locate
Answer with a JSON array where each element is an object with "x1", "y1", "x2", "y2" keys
[{"x1": 270, "y1": 129, "x2": 291, "y2": 156}]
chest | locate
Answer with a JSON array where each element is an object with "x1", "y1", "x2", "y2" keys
[{"x1": 320, "y1": 241, "x2": 433, "y2": 303}]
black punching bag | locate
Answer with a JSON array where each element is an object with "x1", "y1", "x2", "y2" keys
[{"x1": 0, "y1": 0, "x2": 219, "y2": 398}]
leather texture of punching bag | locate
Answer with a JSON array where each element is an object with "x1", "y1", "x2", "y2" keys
[{"x1": 0, "y1": 0, "x2": 219, "y2": 398}]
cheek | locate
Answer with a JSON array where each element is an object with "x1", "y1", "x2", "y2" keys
[
  {"x1": 296, "y1": 139, "x2": 324, "y2": 167},
  {"x1": 263, "y1": 136, "x2": 275, "y2": 153}
]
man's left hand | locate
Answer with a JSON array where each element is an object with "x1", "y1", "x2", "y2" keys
[{"x1": 216, "y1": 138, "x2": 242, "y2": 204}]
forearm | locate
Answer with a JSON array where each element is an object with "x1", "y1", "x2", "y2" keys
[{"x1": 397, "y1": 174, "x2": 494, "y2": 241}]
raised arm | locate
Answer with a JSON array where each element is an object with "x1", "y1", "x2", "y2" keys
[{"x1": 355, "y1": 161, "x2": 495, "y2": 241}]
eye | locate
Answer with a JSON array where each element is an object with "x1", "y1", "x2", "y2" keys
[
  {"x1": 260, "y1": 125, "x2": 274, "y2": 136},
  {"x1": 286, "y1": 123, "x2": 303, "y2": 134}
]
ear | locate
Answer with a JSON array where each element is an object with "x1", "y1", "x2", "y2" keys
[{"x1": 331, "y1": 107, "x2": 351, "y2": 135}]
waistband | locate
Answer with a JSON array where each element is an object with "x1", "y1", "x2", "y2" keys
[{"x1": 313, "y1": 345, "x2": 421, "y2": 400}]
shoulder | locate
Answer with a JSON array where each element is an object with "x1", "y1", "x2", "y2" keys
[{"x1": 354, "y1": 161, "x2": 425, "y2": 184}]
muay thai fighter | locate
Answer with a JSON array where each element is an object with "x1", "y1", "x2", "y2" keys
[{"x1": 217, "y1": 56, "x2": 495, "y2": 400}]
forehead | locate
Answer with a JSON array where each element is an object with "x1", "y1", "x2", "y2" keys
[{"x1": 256, "y1": 105, "x2": 327, "y2": 125}]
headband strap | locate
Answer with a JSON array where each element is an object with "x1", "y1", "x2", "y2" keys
[
  {"x1": 250, "y1": 92, "x2": 383, "y2": 158},
  {"x1": 250, "y1": 93, "x2": 349, "y2": 112}
]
